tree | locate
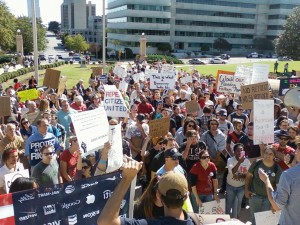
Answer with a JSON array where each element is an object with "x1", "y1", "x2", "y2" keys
[
  {"x1": 213, "y1": 38, "x2": 232, "y2": 52},
  {"x1": 253, "y1": 38, "x2": 274, "y2": 51},
  {"x1": 15, "y1": 17, "x2": 47, "y2": 54},
  {"x1": 64, "y1": 34, "x2": 89, "y2": 53},
  {"x1": 0, "y1": 2, "x2": 17, "y2": 51},
  {"x1": 157, "y1": 43, "x2": 172, "y2": 54},
  {"x1": 275, "y1": 7, "x2": 300, "y2": 60},
  {"x1": 48, "y1": 21, "x2": 60, "y2": 34}
]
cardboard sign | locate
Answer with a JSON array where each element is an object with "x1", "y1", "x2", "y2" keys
[
  {"x1": 185, "y1": 100, "x2": 200, "y2": 114},
  {"x1": 92, "y1": 67, "x2": 103, "y2": 76},
  {"x1": 253, "y1": 100, "x2": 274, "y2": 145},
  {"x1": 0, "y1": 97, "x2": 11, "y2": 117},
  {"x1": 279, "y1": 77, "x2": 300, "y2": 96},
  {"x1": 240, "y1": 81, "x2": 269, "y2": 109},
  {"x1": 4, "y1": 169, "x2": 30, "y2": 193},
  {"x1": 150, "y1": 72, "x2": 176, "y2": 90},
  {"x1": 217, "y1": 74, "x2": 247, "y2": 94},
  {"x1": 17, "y1": 89, "x2": 39, "y2": 102},
  {"x1": 251, "y1": 64, "x2": 269, "y2": 84},
  {"x1": 103, "y1": 85, "x2": 129, "y2": 118},
  {"x1": 254, "y1": 210, "x2": 280, "y2": 225},
  {"x1": 199, "y1": 199, "x2": 225, "y2": 214},
  {"x1": 23, "y1": 111, "x2": 42, "y2": 125},
  {"x1": 57, "y1": 76, "x2": 67, "y2": 96},
  {"x1": 149, "y1": 117, "x2": 170, "y2": 138},
  {"x1": 43, "y1": 69, "x2": 61, "y2": 89},
  {"x1": 70, "y1": 107, "x2": 109, "y2": 154}
]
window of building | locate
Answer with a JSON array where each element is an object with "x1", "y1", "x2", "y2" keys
[{"x1": 176, "y1": 0, "x2": 256, "y2": 9}]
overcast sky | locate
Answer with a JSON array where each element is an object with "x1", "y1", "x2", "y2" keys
[{"x1": 4, "y1": 0, "x2": 104, "y2": 24}]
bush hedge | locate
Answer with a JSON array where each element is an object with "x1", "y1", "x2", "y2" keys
[
  {"x1": 146, "y1": 54, "x2": 183, "y2": 64},
  {"x1": 0, "y1": 61, "x2": 65, "y2": 83}
]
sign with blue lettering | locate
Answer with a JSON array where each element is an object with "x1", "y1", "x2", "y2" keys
[{"x1": 12, "y1": 172, "x2": 129, "y2": 225}]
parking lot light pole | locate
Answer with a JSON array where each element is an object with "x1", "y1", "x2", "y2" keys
[{"x1": 31, "y1": 0, "x2": 39, "y2": 86}]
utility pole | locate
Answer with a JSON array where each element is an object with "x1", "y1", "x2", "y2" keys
[
  {"x1": 102, "y1": 0, "x2": 106, "y2": 73},
  {"x1": 31, "y1": 0, "x2": 39, "y2": 86}
]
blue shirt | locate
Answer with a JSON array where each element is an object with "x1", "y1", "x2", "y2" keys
[
  {"x1": 157, "y1": 165, "x2": 185, "y2": 177},
  {"x1": 25, "y1": 132, "x2": 62, "y2": 166},
  {"x1": 56, "y1": 109, "x2": 77, "y2": 137},
  {"x1": 273, "y1": 163, "x2": 300, "y2": 225}
]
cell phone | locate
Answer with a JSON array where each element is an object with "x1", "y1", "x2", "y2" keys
[{"x1": 240, "y1": 151, "x2": 245, "y2": 158}]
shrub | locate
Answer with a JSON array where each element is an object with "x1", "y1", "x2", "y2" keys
[{"x1": 146, "y1": 54, "x2": 183, "y2": 64}]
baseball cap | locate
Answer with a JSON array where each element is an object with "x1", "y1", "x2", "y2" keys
[
  {"x1": 136, "y1": 113, "x2": 146, "y2": 123},
  {"x1": 276, "y1": 130, "x2": 290, "y2": 139},
  {"x1": 164, "y1": 148, "x2": 182, "y2": 159},
  {"x1": 219, "y1": 109, "x2": 227, "y2": 116},
  {"x1": 158, "y1": 171, "x2": 188, "y2": 197}
]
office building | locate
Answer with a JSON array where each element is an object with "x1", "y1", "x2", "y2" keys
[
  {"x1": 27, "y1": 0, "x2": 41, "y2": 19},
  {"x1": 107, "y1": 0, "x2": 300, "y2": 55}
]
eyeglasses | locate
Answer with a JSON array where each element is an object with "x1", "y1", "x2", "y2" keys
[
  {"x1": 82, "y1": 166, "x2": 90, "y2": 169},
  {"x1": 188, "y1": 124, "x2": 195, "y2": 127},
  {"x1": 237, "y1": 108, "x2": 243, "y2": 111},
  {"x1": 43, "y1": 152, "x2": 55, "y2": 156},
  {"x1": 201, "y1": 156, "x2": 210, "y2": 160},
  {"x1": 22, "y1": 121, "x2": 29, "y2": 125}
]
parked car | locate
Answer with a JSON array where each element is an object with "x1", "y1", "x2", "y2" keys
[
  {"x1": 72, "y1": 56, "x2": 81, "y2": 62},
  {"x1": 188, "y1": 58, "x2": 207, "y2": 65},
  {"x1": 39, "y1": 54, "x2": 46, "y2": 61},
  {"x1": 220, "y1": 54, "x2": 230, "y2": 60},
  {"x1": 210, "y1": 57, "x2": 227, "y2": 64},
  {"x1": 246, "y1": 52, "x2": 263, "y2": 58},
  {"x1": 56, "y1": 54, "x2": 63, "y2": 59},
  {"x1": 278, "y1": 56, "x2": 293, "y2": 61}
]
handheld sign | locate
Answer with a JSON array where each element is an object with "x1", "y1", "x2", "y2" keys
[
  {"x1": 185, "y1": 100, "x2": 200, "y2": 114},
  {"x1": 240, "y1": 81, "x2": 269, "y2": 109},
  {"x1": 254, "y1": 210, "x2": 280, "y2": 225},
  {"x1": 92, "y1": 67, "x2": 103, "y2": 76},
  {"x1": 199, "y1": 199, "x2": 225, "y2": 214},
  {"x1": 5, "y1": 169, "x2": 30, "y2": 193},
  {"x1": 251, "y1": 64, "x2": 269, "y2": 84},
  {"x1": 57, "y1": 76, "x2": 67, "y2": 96},
  {"x1": 150, "y1": 72, "x2": 175, "y2": 90},
  {"x1": 279, "y1": 77, "x2": 300, "y2": 96},
  {"x1": 43, "y1": 69, "x2": 61, "y2": 89},
  {"x1": 149, "y1": 118, "x2": 170, "y2": 138},
  {"x1": 17, "y1": 89, "x2": 39, "y2": 102},
  {"x1": 217, "y1": 74, "x2": 247, "y2": 94},
  {"x1": 0, "y1": 97, "x2": 11, "y2": 117}
]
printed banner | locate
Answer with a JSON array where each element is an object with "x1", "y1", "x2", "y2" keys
[
  {"x1": 199, "y1": 199, "x2": 225, "y2": 214},
  {"x1": 251, "y1": 64, "x2": 269, "y2": 84},
  {"x1": 0, "y1": 172, "x2": 130, "y2": 225},
  {"x1": 216, "y1": 74, "x2": 247, "y2": 94},
  {"x1": 103, "y1": 85, "x2": 129, "y2": 118},
  {"x1": 149, "y1": 72, "x2": 176, "y2": 90},
  {"x1": 4, "y1": 170, "x2": 30, "y2": 193},
  {"x1": 185, "y1": 100, "x2": 200, "y2": 114},
  {"x1": 0, "y1": 96, "x2": 11, "y2": 117},
  {"x1": 279, "y1": 77, "x2": 300, "y2": 96},
  {"x1": 254, "y1": 210, "x2": 280, "y2": 225},
  {"x1": 253, "y1": 100, "x2": 274, "y2": 145},
  {"x1": 149, "y1": 118, "x2": 170, "y2": 138},
  {"x1": 70, "y1": 107, "x2": 109, "y2": 153},
  {"x1": 17, "y1": 89, "x2": 39, "y2": 102},
  {"x1": 240, "y1": 81, "x2": 269, "y2": 109}
]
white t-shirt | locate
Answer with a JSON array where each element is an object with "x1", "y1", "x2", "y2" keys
[{"x1": 227, "y1": 156, "x2": 251, "y2": 187}]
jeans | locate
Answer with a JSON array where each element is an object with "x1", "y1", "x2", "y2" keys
[
  {"x1": 249, "y1": 194, "x2": 271, "y2": 225},
  {"x1": 198, "y1": 193, "x2": 213, "y2": 203},
  {"x1": 226, "y1": 184, "x2": 245, "y2": 218}
]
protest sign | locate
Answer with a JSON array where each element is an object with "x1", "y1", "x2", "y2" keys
[
  {"x1": 92, "y1": 67, "x2": 103, "y2": 76},
  {"x1": 268, "y1": 79, "x2": 280, "y2": 97},
  {"x1": 106, "y1": 123, "x2": 123, "y2": 173},
  {"x1": 103, "y1": 85, "x2": 129, "y2": 118},
  {"x1": 0, "y1": 172, "x2": 130, "y2": 225},
  {"x1": 253, "y1": 100, "x2": 274, "y2": 145},
  {"x1": 216, "y1": 73, "x2": 247, "y2": 94},
  {"x1": 149, "y1": 118, "x2": 170, "y2": 138},
  {"x1": 279, "y1": 77, "x2": 300, "y2": 96},
  {"x1": 200, "y1": 214, "x2": 232, "y2": 224},
  {"x1": 17, "y1": 89, "x2": 39, "y2": 102},
  {"x1": 185, "y1": 100, "x2": 200, "y2": 114},
  {"x1": 150, "y1": 72, "x2": 176, "y2": 89},
  {"x1": 0, "y1": 96, "x2": 11, "y2": 117},
  {"x1": 161, "y1": 64, "x2": 175, "y2": 73},
  {"x1": 113, "y1": 65, "x2": 127, "y2": 77},
  {"x1": 70, "y1": 107, "x2": 109, "y2": 154},
  {"x1": 23, "y1": 111, "x2": 42, "y2": 125},
  {"x1": 180, "y1": 75, "x2": 193, "y2": 84},
  {"x1": 118, "y1": 80, "x2": 128, "y2": 92},
  {"x1": 251, "y1": 64, "x2": 269, "y2": 84},
  {"x1": 132, "y1": 72, "x2": 145, "y2": 83},
  {"x1": 4, "y1": 169, "x2": 29, "y2": 193},
  {"x1": 240, "y1": 81, "x2": 269, "y2": 109},
  {"x1": 43, "y1": 69, "x2": 61, "y2": 89},
  {"x1": 199, "y1": 199, "x2": 225, "y2": 214},
  {"x1": 57, "y1": 76, "x2": 67, "y2": 96},
  {"x1": 254, "y1": 210, "x2": 280, "y2": 225}
]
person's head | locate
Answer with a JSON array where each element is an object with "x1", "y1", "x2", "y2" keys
[
  {"x1": 165, "y1": 137, "x2": 176, "y2": 150},
  {"x1": 208, "y1": 118, "x2": 219, "y2": 131},
  {"x1": 40, "y1": 145, "x2": 55, "y2": 164},
  {"x1": 42, "y1": 110, "x2": 52, "y2": 123},
  {"x1": 233, "y1": 143, "x2": 244, "y2": 159},
  {"x1": 82, "y1": 157, "x2": 92, "y2": 177},
  {"x1": 280, "y1": 108, "x2": 289, "y2": 117},
  {"x1": 2, "y1": 148, "x2": 18, "y2": 166},
  {"x1": 154, "y1": 90, "x2": 160, "y2": 100},
  {"x1": 164, "y1": 148, "x2": 181, "y2": 168},
  {"x1": 218, "y1": 109, "x2": 227, "y2": 121},
  {"x1": 69, "y1": 135, "x2": 79, "y2": 148},
  {"x1": 39, "y1": 99, "x2": 50, "y2": 111},
  {"x1": 164, "y1": 96, "x2": 171, "y2": 105},
  {"x1": 37, "y1": 88, "x2": 44, "y2": 97},
  {"x1": 173, "y1": 105, "x2": 180, "y2": 115},
  {"x1": 295, "y1": 136, "x2": 300, "y2": 162},
  {"x1": 27, "y1": 100, "x2": 37, "y2": 112},
  {"x1": 139, "y1": 94, "x2": 146, "y2": 103},
  {"x1": 199, "y1": 150, "x2": 210, "y2": 163},
  {"x1": 5, "y1": 123, "x2": 16, "y2": 139},
  {"x1": 180, "y1": 90, "x2": 187, "y2": 99},
  {"x1": 183, "y1": 118, "x2": 197, "y2": 135},
  {"x1": 37, "y1": 119, "x2": 49, "y2": 135},
  {"x1": 50, "y1": 93, "x2": 58, "y2": 102},
  {"x1": 276, "y1": 130, "x2": 291, "y2": 147},
  {"x1": 136, "y1": 113, "x2": 146, "y2": 124},
  {"x1": 20, "y1": 118, "x2": 30, "y2": 130},
  {"x1": 288, "y1": 126, "x2": 299, "y2": 139},
  {"x1": 186, "y1": 130, "x2": 198, "y2": 145},
  {"x1": 152, "y1": 137, "x2": 164, "y2": 150},
  {"x1": 161, "y1": 108, "x2": 170, "y2": 118},
  {"x1": 236, "y1": 104, "x2": 244, "y2": 115},
  {"x1": 74, "y1": 95, "x2": 84, "y2": 106},
  {"x1": 92, "y1": 94, "x2": 101, "y2": 104},
  {"x1": 232, "y1": 119, "x2": 243, "y2": 131},
  {"x1": 247, "y1": 122, "x2": 253, "y2": 136},
  {"x1": 9, "y1": 177, "x2": 38, "y2": 193},
  {"x1": 279, "y1": 119, "x2": 289, "y2": 131},
  {"x1": 158, "y1": 172, "x2": 188, "y2": 209},
  {"x1": 60, "y1": 99, "x2": 70, "y2": 111},
  {"x1": 203, "y1": 106, "x2": 211, "y2": 115},
  {"x1": 263, "y1": 146, "x2": 276, "y2": 163}
]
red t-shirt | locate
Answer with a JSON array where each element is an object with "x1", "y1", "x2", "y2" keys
[
  {"x1": 60, "y1": 149, "x2": 79, "y2": 182},
  {"x1": 70, "y1": 102, "x2": 87, "y2": 111},
  {"x1": 272, "y1": 143, "x2": 295, "y2": 171},
  {"x1": 137, "y1": 103, "x2": 153, "y2": 115},
  {"x1": 190, "y1": 161, "x2": 217, "y2": 195}
]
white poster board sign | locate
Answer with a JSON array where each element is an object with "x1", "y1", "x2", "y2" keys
[
  {"x1": 103, "y1": 85, "x2": 129, "y2": 118},
  {"x1": 251, "y1": 64, "x2": 269, "y2": 84},
  {"x1": 70, "y1": 107, "x2": 109, "y2": 154},
  {"x1": 132, "y1": 72, "x2": 145, "y2": 83},
  {"x1": 118, "y1": 80, "x2": 128, "y2": 92},
  {"x1": 113, "y1": 65, "x2": 127, "y2": 78},
  {"x1": 150, "y1": 72, "x2": 176, "y2": 89},
  {"x1": 217, "y1": 74, "x2": 247, "y2": 94},
  {"x1": 254, "y1": 210, "x2": 280, "y2": 225},
  {"x1": 200, "y1": 214, "x2": 232, "y2": 225},
  {"x1": 161, "y1": 64, "x2": 175, "y2": 73},
  {"x1": 199, "y1": 199, "x2": 225, "y2": 214},
  {"x1": 180, "y1": 76, "x2": 193, "y2": 84},
  {"x1": 106, "y1": 123, "x2": 123, "y2": 173},
  {"x1": 253, "y1": 100, "x2": 274, "y2": 145},
  {"x1": 5, "y1": 169, "x2": 30, "y2": 193}
]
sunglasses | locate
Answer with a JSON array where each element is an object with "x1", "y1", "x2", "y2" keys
[
  {"x1": 201, "y1": 156, "x2": 210, "y2": 160},
  {"x1": 43, "y1": 152, "x2": 55, "y2": 156},
  {"x1": 237, "y1": 108, "x2": 243, "y2": 111},
  {"x1": 188, "y1": 124, "x2": 195, "y2": 127},
  {"x1": 278, "y1": 137, "x2": 289, "y2": 141},
  {"x1": 22, "y1": 121, "x2": 29, "y2": 125},
  {"x1": 82, "y1": 166, "x2": 90, "y2": 169}
]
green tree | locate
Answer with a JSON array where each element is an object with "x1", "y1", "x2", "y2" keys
[
  {"x1": 157, "y1": 43, "x2": 172, "y2": 54},
  {"x1": 15, "y1": 17, "x2": 47, "y2": 54},
  {"x1": 213, "y1": 38, "x2": 232, "y2": 52},
  {"x1": 64, "y1": 34, "x2": 89, "y2": 53},
  {"x1": 275, "y1": 7, "x2": 300, "y2": 59},
  {"x1": 0, "y1": 2, "x2": 16, "y2": 51},
  {"x1": 48, "y1": 21, "x2": 60, "y2": 34},
  {"x1": 253, "y1": 38, "x2": 274, "y2": 51}
]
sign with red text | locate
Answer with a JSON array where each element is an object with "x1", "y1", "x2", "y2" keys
[
  {"x1": 279, "y1": 77, "x2": 300, "y2": 96},
  {"x1": 253, "y1": 100, "x2": 274, "y2": 145},
  {"x1": 103, "y1": 85, "x2": 129, "y2": 118}
]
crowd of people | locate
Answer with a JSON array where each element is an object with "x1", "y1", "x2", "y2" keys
[{"x1": 0, "y1": 60, "x2": 299, "y2": 225}]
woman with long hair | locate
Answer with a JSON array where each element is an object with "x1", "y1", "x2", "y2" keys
[{"x1": 20, "y1": 118, "x2": 38, "y2": 141}]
